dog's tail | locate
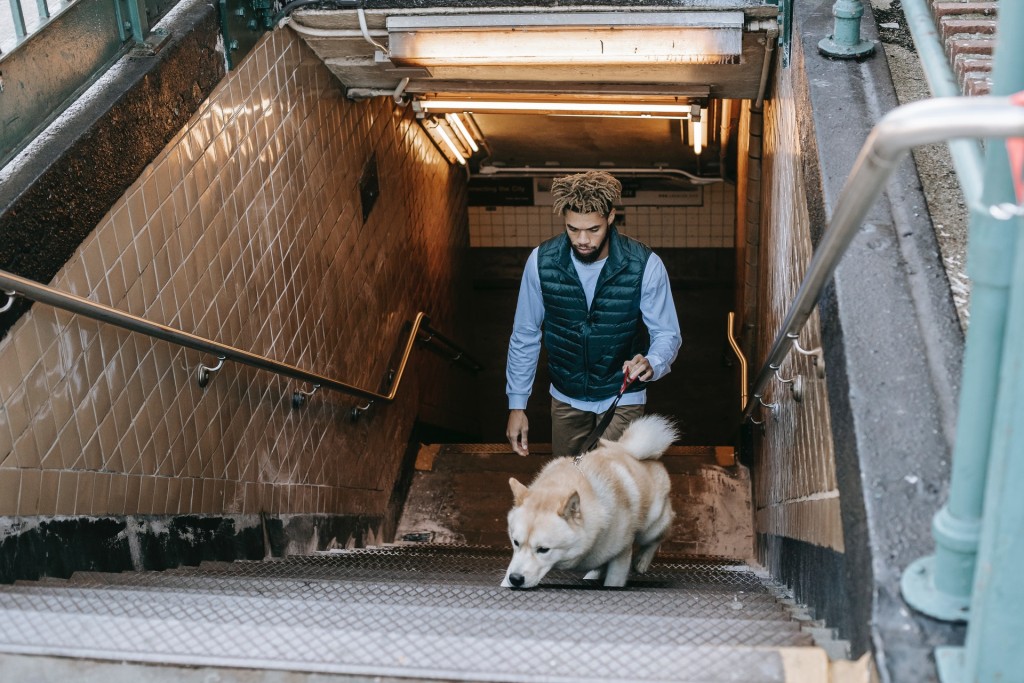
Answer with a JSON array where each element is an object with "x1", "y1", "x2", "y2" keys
[{"x1": 617, "y1": 414, "x2": 679, "y2": 461}]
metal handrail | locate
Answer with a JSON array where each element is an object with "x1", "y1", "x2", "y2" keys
[
  {"x1": 726, "y1": 311, "x2": 748, "y2": 411},
  {"x1": 901, "y1": 0, "x2": 983, "y2": 203},
  {"x1": 0, "y1": 268, "x2": 480, "y2": 407},
  {"x1": 743, "y1": 95, "x2": 1024, "y2": 421}
]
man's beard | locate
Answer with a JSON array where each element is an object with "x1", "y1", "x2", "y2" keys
[{"x1": 570, "y1": 232, "x2": 610, "y2": 264}]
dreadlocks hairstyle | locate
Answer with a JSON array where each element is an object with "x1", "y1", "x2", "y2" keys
[{"x1": 549, "y1": 171, "x2": 622, "y2": 216}]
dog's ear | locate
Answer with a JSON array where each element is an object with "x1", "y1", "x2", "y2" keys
[
  {"x1": 559, "y1": 491, "x2": 581, "y2": 522},
  {"x1": 509, "y1": 478, "x2": 529, "y2": 506}
]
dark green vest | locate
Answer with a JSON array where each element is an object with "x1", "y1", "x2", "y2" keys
[{"x1": 537, "y1": 226, "x2": 652, "y2": 401}]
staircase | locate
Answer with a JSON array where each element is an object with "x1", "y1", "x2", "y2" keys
[
  {"x1": 0, "y1": 445, "x2": 852, "y2": 681},
  {"x1": 0, "y1": 546, "x2": 842, "y2": 682}
]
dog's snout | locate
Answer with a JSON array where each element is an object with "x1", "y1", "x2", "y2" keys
[{"x1": 508, "y1": 573, "x2": 525, "y2": 587}]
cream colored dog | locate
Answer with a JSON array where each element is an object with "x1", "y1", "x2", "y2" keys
[{"x1": 502, "y1": 414, "x2": 677, "y2": 589}]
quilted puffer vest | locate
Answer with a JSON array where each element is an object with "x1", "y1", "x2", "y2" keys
[{"x1": 537, "y1": 226, "x2": 652, "y2": 401}]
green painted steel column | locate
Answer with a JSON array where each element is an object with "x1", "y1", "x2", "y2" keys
[
  {"x1": 957, "y1": 208, "x2": 1024, "y2": 677},
  {"x1": 901, "y1": 1, "x2": 1024, "y2": 624},
  {"x1": 818, "y1": 0, "x2": 875, "y2": 59},
  {"x1": 959, "y1": 7, "x2": 1024, "y2": 675}
]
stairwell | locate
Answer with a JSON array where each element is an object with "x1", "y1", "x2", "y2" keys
[{"x1": 0, "y1": 443, "x2": 857, "y2": 681}]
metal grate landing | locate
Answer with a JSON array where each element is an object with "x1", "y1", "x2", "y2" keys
[{"x1": 0, "y1": 544, "x2": 828, "y2": 682}]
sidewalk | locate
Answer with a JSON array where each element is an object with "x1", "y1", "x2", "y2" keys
[{"x1": 871, "y1": 0, "x2": 1001, "y2": 331}]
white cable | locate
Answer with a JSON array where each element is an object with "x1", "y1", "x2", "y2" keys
[{"x1": 357, "y1": 5, "x2": 388, "y2": 55}]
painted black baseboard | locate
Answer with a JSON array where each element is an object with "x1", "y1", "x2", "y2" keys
[
  {"x1": 0, "y1": 513, "x2": 381, "y2": 584},
  {"x1": 758, "y1": 533, "x2": 851, "y2": 640}
]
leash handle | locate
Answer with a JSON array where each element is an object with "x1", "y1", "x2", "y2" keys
[{"x1": 619, "y1": 370, "x2": 636, "y2": 395}]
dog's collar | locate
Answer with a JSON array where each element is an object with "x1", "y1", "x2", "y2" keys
[{"x1": 572, "y1": 453, "x2": 586, "y2": 468}]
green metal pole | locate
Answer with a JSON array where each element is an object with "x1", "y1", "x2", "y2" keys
[
  {"x1": 957, "y1": 8, "x2": 1024, "y2": 676},
  {"x1": 901, "y1": 1, "x2": 1024, "y2": 624},
  {"x1": 818, "y1": 0, "x2": 875, "y2": 59},
  {"x1": 955, "y1": 224, "x2": 1024, "y2": 675}
]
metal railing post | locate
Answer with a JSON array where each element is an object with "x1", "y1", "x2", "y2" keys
[
  {"x1": 958, "y1": 4, "x2": 1024, "y2": 678},
  {"x1": 900, "y1": 0, "x2": 1024, "y2": 630},
  {"x1": 8, "y1": 0, "x2": 28, "y2": 40},
  {"x1": 958, "y1": 202, "x2": 1024, "y2": 680},
  {"x1": 818, "y1": 0, "x2": 875, "y2": 59},
  {"x1": 125, "y1": 0, "x2": 149, "y2": 42}
]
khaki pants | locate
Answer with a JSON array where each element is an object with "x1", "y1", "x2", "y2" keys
[{"x1": 550, "y1": 397, "x2": 645, "y2": 457}]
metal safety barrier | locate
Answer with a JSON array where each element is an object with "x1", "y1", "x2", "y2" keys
[{"x1": 0, "y1": 0, "x2": 183, "y2": 168}]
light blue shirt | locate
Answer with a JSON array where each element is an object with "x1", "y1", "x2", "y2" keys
[{"x1": 506, "y1": 245, "x2": 682, "y2": 414}]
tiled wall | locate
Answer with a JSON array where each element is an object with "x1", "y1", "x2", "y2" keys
[
  {"x1": 0, "y1": 29, "x2": 470, "y2": 519},
  {"x1": 469, "y1": 183, "x2": 735, "y2": 248},
  {"x1": 754, "y1": 47, "x2": 843, "y2": 554}
]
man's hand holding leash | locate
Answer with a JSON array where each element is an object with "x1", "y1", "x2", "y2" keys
[
  {"x1": 507, "y1": 355, "x2": 653, "y2": 457},
  {"x1": 623, "y1": 354, "x2": 654, "y2": 383}
]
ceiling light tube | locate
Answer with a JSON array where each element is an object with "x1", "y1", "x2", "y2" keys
[
  {"x1": 434, "y1": 126, "x2": 467, "y2": 165},
  {"x1": 387, "y1": 12, "x2": 743, "y2": 66},
  {"x1": 687, "y1": 106, "x2": 709, "y2": 155},
  {"x1": 446, "y1": 113, "x2": 479, "y2": 153},
  {"x1": 418, "y1": 99, "x2": 695, "y2": 116},
  {"x1": 552, "y1": 114, "x2": 689, "y2": 120}
]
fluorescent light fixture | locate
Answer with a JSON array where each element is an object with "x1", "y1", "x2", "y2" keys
[
  {"x1": 446, "y1": 113, "x2": 479, "y2": 152},
  {"x1": 416, "y1": 98, "x2": 695, "y2": 117},
  {"x1": 434, "y1": 125, "x2": 466, "y2": 165},
  {"x1": 687, "y1": 106, "x2": 709, "y2": 155},
  {"x1": 420, "y1": 112, "x2": 486, "y2": 166},
  {"x1": 387, "y1": 12, "x2": 744, "y2": 67}
]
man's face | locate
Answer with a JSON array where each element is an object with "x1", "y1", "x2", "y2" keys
[{"x1": 565, "y1": 209, "x2": 614, "y2": 264}]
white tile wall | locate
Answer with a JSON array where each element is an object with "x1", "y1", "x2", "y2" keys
[{"x1": 469, "y1": 182, "x2": 735, "y2": 248}]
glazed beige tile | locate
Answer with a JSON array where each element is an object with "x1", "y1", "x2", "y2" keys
[
  {"x1": 106, "y1": 473, "x2": 127, "y2": 516},
  {"x1": 92, "y1": 472, "x2": 111, "y2": 516},
  {"x1": 54, "y1": 470, "x2": 76, "y2": 515},
  {"x1": 0, "y1": 415, "x2": 13, "y2": 466},
  {"x1": 12, "y1": 430, "x2": 37, "y2": 470},
  {"x1": 0, "y1": 27, "x2": 472, "y2": 519},
  {"x1": 0, "y1": 469, "x2": 20, "y2": 514},
  {"x1": 77, "y1": 470, "x2": 99, "y2": 515},
  {"x1": 38, "y1": 470, "x2": 60, "y2": 516},
  {"x1": 122, "y1": 474, "x2": 141, "y2": 513},
  {"x1": 136, "y1": 476, "x2": 154, "y2": 515}
]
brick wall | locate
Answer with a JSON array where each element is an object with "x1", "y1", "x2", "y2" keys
[{"x1": 0, "y1": 28, "x2": 471, "y2": 520}]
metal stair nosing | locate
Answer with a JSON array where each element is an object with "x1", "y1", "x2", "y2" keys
[
  {"x1": 0, "y1": 588, "x2": 814, "y2": 649},
  {"x1": 0, "y1": 605, "x2": 820, "y2": 683},
  {"x1": 7, "y1": 574, "x2": 798, "y2": 623},
  {"x1": 62, "y1": 569, "x2": 781, "y2": 597}
]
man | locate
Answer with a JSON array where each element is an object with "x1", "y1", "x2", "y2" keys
[{"x1": 505, "y1": 170, "x2": 682, "y2": 456}]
